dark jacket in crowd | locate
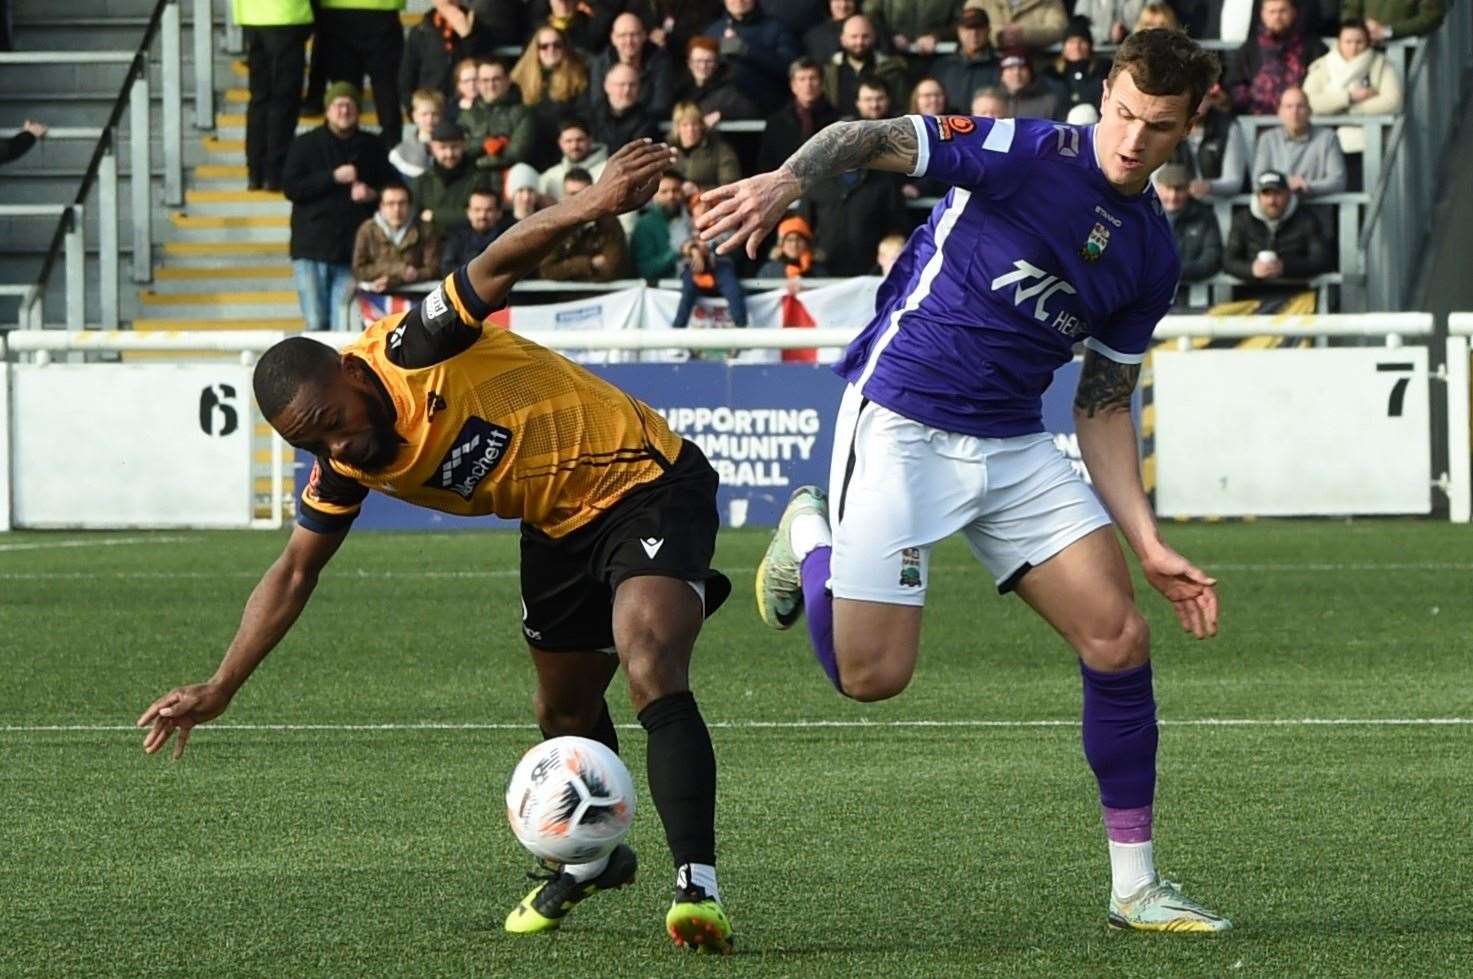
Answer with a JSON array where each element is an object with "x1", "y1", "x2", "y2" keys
[
  {"x1": 283, "y1": 124, "x2": 393, "y2": 264},
  {"x1": 673, "y1": 132, "x2": 742, "y2": 189},
  {"x1": 538, "y1": 215, "x2": 630, "y2": 281},
  {"x1": 1223, "y1": 198, "x2": 1333, "y2": 293},
  {"x1": 1168, "y1": 198, "x2": 1223, "y2": 286},
  {"x1": 767, "y1": 0, "x2": 828, "y2": 37},
  {"x1": 1046, "y1": 57, "x2": 1108, "y2": 115},
  {"x1": 932, "y1": 48, "x2": 1001, "y2": 112},
  {"x1": 441, "y1": 215, "x2": 513, "y2": 274},
  {"x1": 398, "y1": 6, "x2": 496, "y2": 108},
  {"x1": 703, "y1": 7, "x2": 801, "y2": 113},
  {"x1": 460, "y1": 85, "x2": 537, "y2": 172},
  {"x1": 673, "y1": 67, "x2": 761, "y2": 122},
  {"x1": 589, "y1": 98, "x2": 661, "y2": 152},
  {"x1": 1007, "y1": 79, "x2": 1061, "y2": 121},
  {"x1": 823, "y1": 50, "x2": 909, "y2": 117},
  {"x1": 1226, "y1": 28, "x2": 1327, "y2": 115},
  {"x1": 802, "y1": 169, "x2": 908, "y2": 277},
  {"x1": 588, "y1": 42, "x2": 676, "y2": 117},
  {"x1": 411, "y1": 157, "x2": 481, "y2": 233},
  {"x1": 756, "y1": 97, "x2": 840, "y2": 175}
]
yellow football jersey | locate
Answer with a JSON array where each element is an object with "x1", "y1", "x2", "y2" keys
[{"x1": 299, "y1": 268, "x2": 684, "y2": 537}]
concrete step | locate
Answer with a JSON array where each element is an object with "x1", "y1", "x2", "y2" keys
[
  {"x1": 0, "y1": 54, "x2": 236, "y2": 97},
  {"x1": 166, "y1": 211, "x2": 289, "y2": 243},
  {"x1": 137, "y1": 288, "x2": 302, "y2": 319},
  {"x1": 134, "y1": 315, "x2": 306, "y2": 331},
  {"x1": 13, "y1": 0, "x2": 187, "y2": 18},
  {"x1": 13, "y1": 18, "x2": 204, "y2": 51},
  {"x1": 191, "y1": 163, "x2": 249, "y2": 188},
  {"x1": 182, "y1": 188, "x2": 290, "y2": 216},
  {"x1": 162, "y1": 240, "x2": 288, "y2": 266},
  {"x1": 0, "y1": 172, "x2": 151, "y2": 203},
  {"x1": 150, "y1": 263, "x2": 294, "y2": 293}
]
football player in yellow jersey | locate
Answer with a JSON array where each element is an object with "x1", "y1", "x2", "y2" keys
[{"x1": 137, "y1": 141, "x2": 735, "y2": 953}]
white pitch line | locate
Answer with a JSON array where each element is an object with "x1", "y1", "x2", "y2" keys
[
  {"x1": 0, "y1": 535, "x2": 199, "y2": 554},
  {"x1": 4, "y1": 718, "x2": 1471, "y2": 734}
]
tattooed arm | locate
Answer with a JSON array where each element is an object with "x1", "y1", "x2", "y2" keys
[
  {"x1": 1074, "y1": 349, "x2": 1220, "y2": 639},
  {"x1": 693, "y1": 117, "x2": 919, "y2": 259}
]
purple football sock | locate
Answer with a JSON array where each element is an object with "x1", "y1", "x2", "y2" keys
[
  {"x1": 800, "y1": 546, "x2": 842, "y2": 692},
  {"x1": 1080, "y1": 660, "x2": 1157, "y2": 834}
]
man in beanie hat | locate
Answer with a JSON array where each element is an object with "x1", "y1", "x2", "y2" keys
[
  {"x1": 282, "y1": 81, "x2": 393, "y2": 330},
  {"x1": 1046, "y1": 16, "x2": 1108, "y2": 114},
  {"x1": 411, "y1": 119, "x2": 479, "y2": 234},
  {"x1": 503, "y1": 161, "x2": 544, "y2": 221},
  {"x1": 757, "y1": 214, "x2": 825, "y2": 281}
]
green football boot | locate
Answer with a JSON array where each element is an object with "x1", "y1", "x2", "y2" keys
[
  {"x1": 504, "y1": 844, "x2": 638, "y2": 935},
  {"x1": 1108, "y1": 877, "x2": 1233, "y2": 934},
  {"x1": 665, "y1": 883, "x2": 734, "y2": 954},
  {"x1": 755, "y1": 484, "x2": 828, "y2": 630}
]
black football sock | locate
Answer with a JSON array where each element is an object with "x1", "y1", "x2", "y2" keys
[
  {"x1": 638, "y1": 691, "x2": 717, "y2": 868},
  {"x1": 540, "y1": 699, "x2": 619, "y2": 756}
]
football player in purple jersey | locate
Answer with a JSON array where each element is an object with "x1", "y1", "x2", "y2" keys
[{"x1": 697, "y1": 30, "x2": 1231, "y2": 933}]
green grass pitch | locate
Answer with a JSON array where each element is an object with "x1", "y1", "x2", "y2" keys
[{"x1": 2, "y1": 521, "x2": 1471, "y2": 977}]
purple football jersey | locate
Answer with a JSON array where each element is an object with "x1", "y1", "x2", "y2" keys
[{"x1": 833, "y1": 114, "x2": 1181, "y2": 438}]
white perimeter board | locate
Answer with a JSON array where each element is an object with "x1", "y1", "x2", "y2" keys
[
  {"x1": 10, "y1": 363, "x2": 255, "y2": 528},
  {"x1": 1154, "y1": 347, "x2": 1430, "y2": 516}
]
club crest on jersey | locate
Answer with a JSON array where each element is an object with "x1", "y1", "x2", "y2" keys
[
  {"x1": 1080, "y1": 222, "x2": 1111, "y2": 262},
  {"x1": 424, "y1": 416, "x2": 512, "y2": 500}
]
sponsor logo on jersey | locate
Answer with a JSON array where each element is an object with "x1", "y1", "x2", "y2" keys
[
  {"x1": 1080, "y1": 222, "x2": 1111, "y2": 263},
  {"x1": 990, "y1": 259, "x2": 1086, "y2": 337},
  {"x1": 1093, "y1": 205, "x2": 1122, "y2": 228},
  {"x1": 424, "y1": 416, "x2": 512, "y2": 500},
  {"x1": 898, "y1": 547, "x2": 922, "y2": 588},
  {"x1": 422, "y1": 285, "x2": 449, "y2": 324},
  {"x1": 937, "y1": 114, "x2": 976, "y2": 141}
]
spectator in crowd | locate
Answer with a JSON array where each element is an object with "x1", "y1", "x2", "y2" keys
[
  {"x1": 590, "y1": 63, "x2": 661, "y2": 150},
  {"x1": 538, "y1": 167, "x2": 630, "y2": 281},
  {"x1": 460, "y1": 57, "x2": 536, "y2": 174},
  {"x1": 0, "y1": 119, "x2": 47, "y2": 168},
  {"x1": 411, "y1": 120, "x2": 480, "y2": 233},
  {"x1": 704, "y1": 0, "x2": 802, "y2": 114},
  {"x1": 645, "y1": 0, "x2": 723, "y2": 56},
  {"x1": 352, "y1": 181, "x2": 442, "y2": 292},
  {"x1": 399, "y1": 0, "x2": 493, "y2": 111},
  {"x1": 536, "y1": 0, "x2": 604, "y2": 54},
  {"x1": 756, "y1": 57, "x2": 840, "y2": 174},
  {"x1": 874, "y1": 232, "x2": 906, "y2": 277},
  {"x1": 440, "y1": 185, "x2": 512, "y2": 273},
  {"x1": 768, "y1": 0, "x2": 829, "y2": 37},
  {"x1": 313, "y1": 0, "x2": 406, "y2": 147},
  {"x1": 1072, "y1": 0, "x2": 1142, "y2": 44},
  {"x1": 539, "y1": 118, "x2": 608, "y2": 202},
  {"x1": 805, "y1": 0, "x2": 857, "y2": 63},
  {"x1": 674, "y1": 197, "x2": 748, "y2": 329},
  {"x1": 446, "y1": 57, "x2": 481, "y2": 122},
  {"x1": 1343, "y1": 0, "x2": 1445, "y2": 41},
  {"x1": 510, "y1": 26, "x2": 591, "y2": 162},
  {"x1": 999, "y1": 48, "x2": 1059, "y2": 119},
  {"x1": 590, "y1": 13, "x2": 675, "y2": 117},
  {"x1": 862, "y1": 0, "x2": 963, "y2": 55},
  {"x1": 1131, "y1": 1, "x2": 1180, "y2": 31},
  {"x1": 1223, "y1": 169, "x2": 1333, "y2": 299},
  {"x1": 1045, "y1": 17, "x2": 1106, "y2": 116},
  {"x1": 1303, "y1": 18, "x2": 1404, "y2": 154},
  {"x1": 824, "y1": 15, "x2": 908, "y2": 117},
  {"x1": 966, "y1": 0, "x2": 1066, "y2": 50},
  {"x1": 1226, "y1": 0, "x2": 1327, "y2": 115},
  {"x1": 1173, "y1": 79, "x2": 1250, "y2": 199},
  {"x1": 910, "y1": 77, "x2": 949, "y2": 114},
  {"x1": 932, "y1": 6, "x2": 1000, "y2": 113},
  {"x1": 283, "y1": 82, "x2": 391, "y2": 330},
  {"x1": 630, "y1": 170, "x2": 693, "y2": 283},
  {"x1": 670, "y1": 101, "x2": 741, "y2": 194},
  {"x1": 971, "y1": 85, "x2": 1011, "y2": 118},
  {"x1": 1153, "y1": 163, "x2": 1222, "y2": 298},
  {"x1": 675, "y1": 36, "x2": 759, "y2": 125},
  {"x1": 1253, "y1": 86, "x2": 1347, "y2": 197},
  {"x1": 757, "y1": 214, "x2": 827, "y2": 283},
  {"x1": 801, "y1": 78, "x2": 907, "y2": 276},
  {"x1": 389, "y1": 89, "x2": 442, "y2": 179},
  {"x1": 505, "y1": 162, "x2": 544, "y2": 220},
  {"x1": 238, "y1": 0, "x2": 312, "y2": 192}
]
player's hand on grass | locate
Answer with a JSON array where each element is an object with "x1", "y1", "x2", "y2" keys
[
  {"x1": 592, "y1": 139, "x2": 677, "y2": 215},
  {"x1": 1140, "y1": 544, "x2": 1219, "y2": 640},
  {"x1": 696, "y1": 170, "x2": 802, "y2": 260},
  {"x1": 136, "y1": 682, "x2": 232, "y2": 759}
]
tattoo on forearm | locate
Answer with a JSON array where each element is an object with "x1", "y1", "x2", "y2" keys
[
  {"x1": 780, "y1": 118, "x2": 919, "y2": 192},
  {"x1": 1073, "y1": 349, "x2": 1140, "y2": 417}
]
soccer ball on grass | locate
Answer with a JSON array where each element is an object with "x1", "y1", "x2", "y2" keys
[{"x1": 505, "y1": 736, "x2": 636, "y2": 865}]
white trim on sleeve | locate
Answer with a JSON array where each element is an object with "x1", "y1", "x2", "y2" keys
[
  {"x1": 1084, "y1": 336, "x2": 1146, "y2": 364},
  {"x1": 907, "y1": 114, "x2": 930, "y2": 178},
  {"x1": 982, "y1": 117, "x2": 1015, "y2": 152}
]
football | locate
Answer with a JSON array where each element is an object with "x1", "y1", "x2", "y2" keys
[{"x1": 505, "y1": 736, "x2": 636, "y2": 865}]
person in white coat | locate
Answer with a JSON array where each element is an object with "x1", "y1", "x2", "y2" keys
[{"x1": 1303, "y1": 18, "x2": 1403, "y2": 154}]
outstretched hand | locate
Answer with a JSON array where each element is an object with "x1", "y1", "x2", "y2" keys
[
  {"x1": 136, "y1": 682, "x2": 233, "y2": 759},
  {"x1": 592, "y1": 139, "x2": 677, "y2": 216},
  {"x1": 1140, "y1": 544, "x2": 1219, "y2": 639},
  {"x1": 695, "y1": 170, "x2": 802, "y2": 260}
]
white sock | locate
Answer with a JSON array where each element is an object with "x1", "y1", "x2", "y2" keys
[
  {"x1": 564, "y1": 854, "x2": 610, "y2": 883},
  {"x1": 1108, "y1": 840, "x2": 1156, "y2": 900},
  {"x1": 789, "y1": 511, "x2": 832, "y2": 563},
  {"x1": 677, "y1": 862, "x2": 720, "y2": 902}
]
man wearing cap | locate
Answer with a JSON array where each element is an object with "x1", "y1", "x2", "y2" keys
[
  {"x1": 1224, "y1": 169, "x2": 1333, "y2": 301},
  {"x1": 933, "y1": 7, "x2": 1001, "y2": 112},
  {"x1": 1153, "y1": 163, "x2": 1221, "y2": 304},
  {"x1": 966, "y1": 0, "x2": 1066, "y2": 50},
  {"x1": 823, "y1": 14, "x2": 909, "y2": 117},
  {"x1": 282, "y1": 82, "x2": 393, "y2": 331},
  {"x1": 411, "y1": 120, "x2": 481, "y2": 235},
  {"x1": 999, "y1": 48, "x2": 1060, "y2": 119}
]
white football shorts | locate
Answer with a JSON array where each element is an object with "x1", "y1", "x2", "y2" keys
[{"x1": 827, "y1": 383, "x2": 1113, "y2": 606}]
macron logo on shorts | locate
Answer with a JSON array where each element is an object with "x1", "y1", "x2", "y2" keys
[
  {"x1": 640, "y1": 537, "x2": 665, "y2": 559},
  {"x1": 424, "y1": 416, "x2": 512, "y2": 500}
]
